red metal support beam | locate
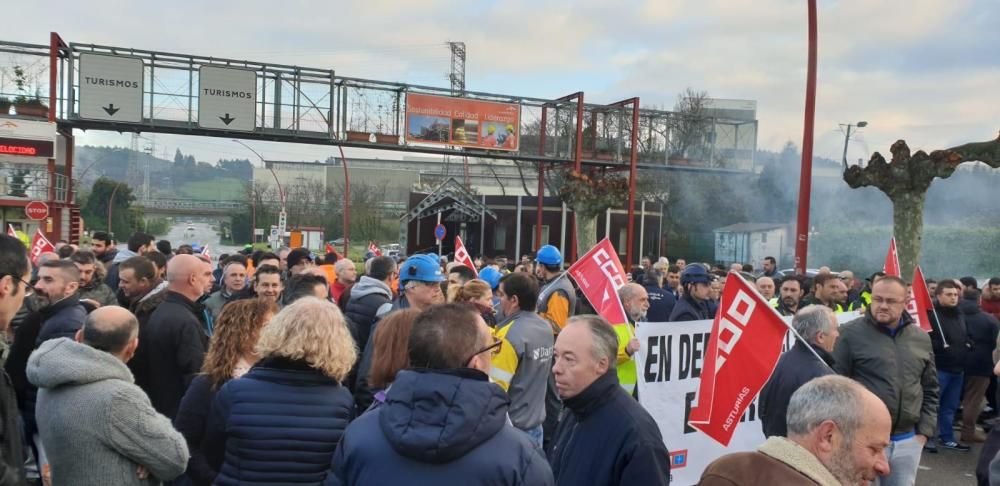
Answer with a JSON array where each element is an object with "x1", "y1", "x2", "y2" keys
[
  {"x1": 536, "y1": 107, "x2": 547, "y2": 251},
  {"x1": 608, "y1": 97, "x2": 641, "y2": 267},
  {"x1": 550, "y1": 92, "x2": 584, "y2": 262},
  {"x1": 794, "y1": 1, "x2": 818, "y2": 274},
  {"x1": 338, "y1": 145, "x2": 351, "y2": 256}
]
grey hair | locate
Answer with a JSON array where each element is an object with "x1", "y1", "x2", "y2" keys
[
  {"x1": 334, "y1": 259, "x2": 354, "y2": 273},
  {"x1": 792, "y1": 305, "x2": 835, "y2": 343},
  {"x1": 786, "y1": 375, "x2": 863, "y2": 443},
  {"x1": 566, "y1": 315, "x2": 619, "y2": 369}
]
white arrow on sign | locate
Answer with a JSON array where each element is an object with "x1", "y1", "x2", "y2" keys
[
  {"x1": 78, "y1": 53, "x2": 144, "y2": 123},
  {"x1": 198, "y1": 66, "x2": 257, "y2": 132}
]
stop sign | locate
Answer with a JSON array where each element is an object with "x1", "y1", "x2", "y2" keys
[{"x1": 24, "y1": 201, "x2": 49, "y2": 221}]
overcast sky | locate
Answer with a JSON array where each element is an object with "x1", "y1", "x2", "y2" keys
[{"x1": 7, "y1": 0, "x2": 999, "y2": 165}]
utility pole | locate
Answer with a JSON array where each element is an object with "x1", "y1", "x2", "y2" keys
[
  {"x1": 142, "y1": 136, "x2": 154, "y2": 202},
  {"x1": 448, "y1": 42, "x2": 466, "y2": 95}
]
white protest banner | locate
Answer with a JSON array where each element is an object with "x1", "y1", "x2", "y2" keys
[{"x1": 636, "y1": 310, "x2": 860, "y2": 485}]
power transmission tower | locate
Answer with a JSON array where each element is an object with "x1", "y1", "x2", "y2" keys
[
  {"x1": 127, "y1": 133, "x2": 139, "y2": 189},
  {"x1": 448, "y1": 42, "x2": 466, "y2": 95},
  {"x1": 142, "y1": 136, "x2": 154, "y2": 202}
]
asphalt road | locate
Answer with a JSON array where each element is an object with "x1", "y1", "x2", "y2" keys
[
  {"x1": 917, "y1": 441, "x2": 984, "y2": 485},
  {"x1": 160, "y1": 220, "x2": 241, "y2": 262}
]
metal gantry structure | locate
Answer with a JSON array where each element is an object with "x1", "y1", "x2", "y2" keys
[{"x1": 0, "y1": 33, "x2": 758, "y2": 264}]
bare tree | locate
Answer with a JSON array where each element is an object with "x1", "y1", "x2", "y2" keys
[
  {"x1": 843, "y1": 132, "x2": 1000, "y2": 276},
  {"x1": 668, "y1": 88, "x2": 711, "y2": 161}
]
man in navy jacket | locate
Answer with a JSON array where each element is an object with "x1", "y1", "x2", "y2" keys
[{"x1": 548, "y1": 315, "x2": 671, "y2": 485}]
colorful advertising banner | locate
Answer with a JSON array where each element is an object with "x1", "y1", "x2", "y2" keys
[{"x1": 405, "y1": 93, "x2": 520, "y2": 151}]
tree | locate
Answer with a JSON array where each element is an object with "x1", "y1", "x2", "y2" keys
[
  {"x1": 557, "y1": 169, "x2": 630, "y2": 254},
  {"x1": 80, "y1": 177, "x2": 143, "y2": 239},
  {"x1": 843, "y1": 132, "x2": 1000, "y2": 276},
  {"x1": 668, "y1": 88, "x2": 711, "y2": 161}
]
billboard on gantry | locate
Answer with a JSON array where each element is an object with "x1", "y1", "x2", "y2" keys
[{"x1": 405, "y1": 93, "x2": 520, "y2": 151}]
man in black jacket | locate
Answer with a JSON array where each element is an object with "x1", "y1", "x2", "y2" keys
[
  {"x1": 759, "y1": 305, "x2": 837, "y2": 437},
  {"x1": 0, "y1": 235, "x2": 31, "y2": 485},
  {"x1": 960, "y1": 288, "x2": 999, "y2": 443},
  {"x1": 138, "y1": 254, "x2": 213, "y2": 419},
  {"x1": 669, "y1": 265, "x2": 713, "y2": 322},
  {"x1": 548, "y1": 315, "x2": 670, "y2": 485},
  {"x1": 929, "y1": 280, "x2": 973, "y2": 451},
  {"x1": 344, "y1": 256, "x2": 395, "y2": 394}
]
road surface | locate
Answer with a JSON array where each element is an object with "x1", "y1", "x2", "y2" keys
[
  {"x1": 159, "y1": 220, "x2": 241, "y2": 262},
  {"x1": 918, "y1": 442, "x2": 983, "y2": 485}
]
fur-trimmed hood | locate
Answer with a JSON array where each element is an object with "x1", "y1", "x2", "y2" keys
[{"x1": 757, "y1": 436, "x2": 841, "y2": 486}]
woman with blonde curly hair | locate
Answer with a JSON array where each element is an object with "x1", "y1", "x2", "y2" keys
[
  {"x1": 174, "y1": 298, "x2": 278, "y2": 486},
  {"x1": 203, "y1": 297, "x2": 357, "y2": 485}
]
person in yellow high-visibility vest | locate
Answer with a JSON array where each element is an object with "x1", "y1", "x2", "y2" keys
[{"x1": 616, "y1": 283, "x2": 650, "y2": 397}]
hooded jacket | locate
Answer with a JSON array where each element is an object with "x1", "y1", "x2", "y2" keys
[
  {"x1": 203, "y1": 357, "x2": 355, "y2": 486},
  {"x1": 104, "y1": 248, "x2": 138, "y2": 291},
  {"x1": 960, "y1": 298, "x2": 1000, "y2": 377},
  {"x1": 27, "y1": 338, "x2": 189, "y2": 485},
  {"x1": 343, "y1": 276, "x2": 392, "y2": 357},
  {"x1": 548, "y1": 370, "x2": 671, "y2": 486},
  {"x1": 326, "y1": 368, "x2": 553, "y2": 486}
]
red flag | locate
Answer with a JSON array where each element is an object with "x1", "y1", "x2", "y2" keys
[
  {"x1": 28, "y1": 229, "x2": 55, "y2": 265},
  {"x1": 689, "y1": 272, "x2": 789, "y2": 446},
  {"x1": 567, "y1": 238, "x2": 629, "y2": 325},
  {"x1": 453, "y1": 236, "x2": 478, "y2": 277},
  {"x1": 201, "y1": 245, "x2": 211, "y2": 260},
  {"x1": 909, "y1": 265, "x2": 946, "y2": 345},
  {"x1": 368, "y1": 241, "x2": 382, "y2": 257},
  {"x1": 883, "y1": 237, "x2": 901, "y2": 277},
  {"x1": 6, "y1": 224, "x2": 15, "y2": 238},
  {"x1": 325, "y1": 242, "x2": 335, "y2": 255}
]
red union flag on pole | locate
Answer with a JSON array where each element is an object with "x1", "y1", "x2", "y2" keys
[
  {"x1": 689, "y1": 272, "x2": 788, "y2": 446},
  {"x1": 909, "y1": 265, "x2": 947, "y2": 345},
  {"x1": 6, "y1": 224, "x2": 15, "y2": 238},
  {"x1": 368, "y1": 241, "x2": 382, "y2": 257},
  {"x1": 325, "y1": 242, "x2": 335, "y2": 255},
  {"x1": 883, "y1": 237, "x2": 901, "y2": 277},
  {"x1": 28, "y1": 229, "x2": 54, "y2": 265},
  {"x1": 453, "y1": 236, "x2": 478, "y2": 277},
  {"x1": 566, "y1": 238, "x2": 629, "y2": 326}
]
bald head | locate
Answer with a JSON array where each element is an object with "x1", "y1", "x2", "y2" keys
[
  {"x1": 756, "y1": 276, "x2": 776, "y2": 300},
  {"x1": 77, "y1": 306, "x2": 139, "y2": 359},
  {"x1": 166, "y1": 254, "x2": 214, "y2": 300}
]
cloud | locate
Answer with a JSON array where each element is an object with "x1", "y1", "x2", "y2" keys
[{"x1": 5, "y1": 0, "x2": 998, "y2": 162}]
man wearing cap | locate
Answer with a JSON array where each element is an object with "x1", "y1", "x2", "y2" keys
[
  {"x1": 669, "y1": 265, "x2": 714, "y2": 321},
  {"x1": 534, "y1": 245, "x2": 576, "y2": 334}
]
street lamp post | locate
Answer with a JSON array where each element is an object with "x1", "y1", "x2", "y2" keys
[
  {"x1": 840, "y1": 121, "x2": 868, "y2": 169},
  {"x1": 232, "y1": 140, "x2": 286, "y2": 246}
]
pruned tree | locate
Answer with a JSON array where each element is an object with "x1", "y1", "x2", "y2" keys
[
  {"x1": 558, "y1": 169, "x2": 630, "y2": 253},
  {"x1": 843, "y1": 132, "x2": 1000, "y2": 276},
  {"x1": 668, "y1": 88, "x2": 711, "y2": 161}
]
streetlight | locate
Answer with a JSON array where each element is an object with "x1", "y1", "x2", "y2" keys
[
  {"x1": 840, "y1": 121, "x2": 868, "y2": 169},
  {"x1": 232, "y1": 139, "x2": 286, "y2": 246}
]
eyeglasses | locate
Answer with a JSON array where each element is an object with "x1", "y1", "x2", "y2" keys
[
  {"x1": 0, "y1": 274, "x2": 31, "y2": 291},
  {"x1": 464, "y1": 337, "x2": 503, "y2": 365}
]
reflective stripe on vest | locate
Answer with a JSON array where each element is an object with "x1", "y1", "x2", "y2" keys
[{"x1": 613, "y1": 324, "x2": 637, "y2": 393}]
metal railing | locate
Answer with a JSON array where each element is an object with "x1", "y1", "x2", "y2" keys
[{"x1": 0, "y1": 164, "x2": 70, "y2": 203}]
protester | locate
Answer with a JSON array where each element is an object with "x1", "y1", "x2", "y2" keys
[
  {"x1": 759, "y1": 256, "x2": 780, "y2": 279},
  {"x1": 643, "y1": 267, "x2": 676, "y2": 322},
  {"x1": 491, "y1": 273, "x2": 554, "y2": 445},
  {"x1": 203, "y1": 298, "x2": 356, "y2": 485},
  {"x1": 105, "y1": 232, "x2": 155, "y2": 290},
  {"x1": 117, "y1": 256, "x2": 165, "y2": 315},
  {"x1": 960, "y1": 287, "x2": 999, "y2": 443},
  {"x1": 664, "y1": 264, "x2": 682, "y2": 299},
  {"x1": 139, "y1": 254, "x2": 214, "y2": 418},
  {"x1": 282, "y1": 273, "x2": 329, "y2": 305},
  {"x1": 70, "y1": 250, "x2": 118, "y2": 307},
  {"x1": 453, "y1": 279, "x2": 496, "y2": 328},
  {"x1": 759, "y1": 305, "x2": 837, "y2": 437},
  {"x1": 203, "y1": 257, "x2": 250, "y2": 321},
  {"x1": 833, "y1": 276, "x2": 938, "y2": 484},
  {"x1": 929, "y1": 279, "x2": 974, "y2": 452},
  {"x1": 669, "y1": 264, "x2": 713, "y2": 321},
  {"x1": 447, "y1": 264, "x2": 476, "y2": 288},
  {"x1": 363, "y1": 308, "x2": 419, "y2": 412},
  {"x1": 251, "y1": 264, "x2": 283, "y2": 302},
  {"x1": 90, "y1": 231, "x2": 117, "y2": 268},
  {"x1": 32, "y1": 260, "x2": 88, "y2": 344},
  {"x1": 285, "y1": 247, "x2": 314, "y2": 276},
  {"x1": 548, "y1": 315, "x2": 670, "y2": 485},
  {"x1": 343, "y1": 256, "x2": 396, "y2": 395},
  {"x1": 773, "y1": 276, "x2": 804, "y2": 316},
  {"x1": 27, "y1": 306, "x2": 189, "y2": 485},
  {"x1": 327, "y1": 303, "x2": 553, "y2": 485},
  {"x1": 331, "y1": 259, "x2": 357, "y2": 304},
  {"x1": 700, "y1": 375, "x2": 890, "y2": 485},
  {"x1": 534, "y1": 245, "x2": 576, "y2": 333},
  {"x1": 174, "y1": 298, "x2": 278, "y2": 486},
  {"x1": 0, "y1": 235, "x2": 30, "y2": 484},
  {"x1": 802, "y1": 273, "x2": 847, "y2": 312},
  {"x1": 756, "y1": 276, "x2": 776, "y2": 302},
  {"x1": 252, "y1": 251, "x2": 281, "y2": 272},
  {"x1": 617, "y1": 283, "x2": 648, "y2": 396}
]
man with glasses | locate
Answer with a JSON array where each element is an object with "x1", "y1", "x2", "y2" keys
[
  {"x1": 833, "y1": 276, "x2": 938, "y2": 485},
  {"x1": 0, "y1": 235, "x2": 31, "y2": 484},
  {"x1": 492, "y1": 273, "x2": 554, "y2": 448},
  {"x1": 327, "y1": 303, "x2": 553, "y2": 485}
]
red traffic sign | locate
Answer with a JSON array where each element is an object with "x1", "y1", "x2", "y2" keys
[{"x1": 24, "y1": 201, "x2": 49, "y2": 221}]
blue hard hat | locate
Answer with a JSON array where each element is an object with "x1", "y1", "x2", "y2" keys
[
  {"x1": 400, "y1": 254, "x2": 446, "y2": 283},
  {"x1": 536, "y1": 245, "x2": 562, "y2": 266},
  {"x1": 478, "y1": 267, "x2": 502, "y2": 290},
  {"x1": 681, "y1": 264, "x2": 712, "y2": 286}
]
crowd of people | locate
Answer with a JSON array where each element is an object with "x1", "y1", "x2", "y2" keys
[{"x1": 2, "y1": 229, "x2": 1000, "y2": 485}]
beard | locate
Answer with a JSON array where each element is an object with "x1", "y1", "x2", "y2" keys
[{"x1": 822, "y1": 442, "x2": 868, "y2": 486}]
